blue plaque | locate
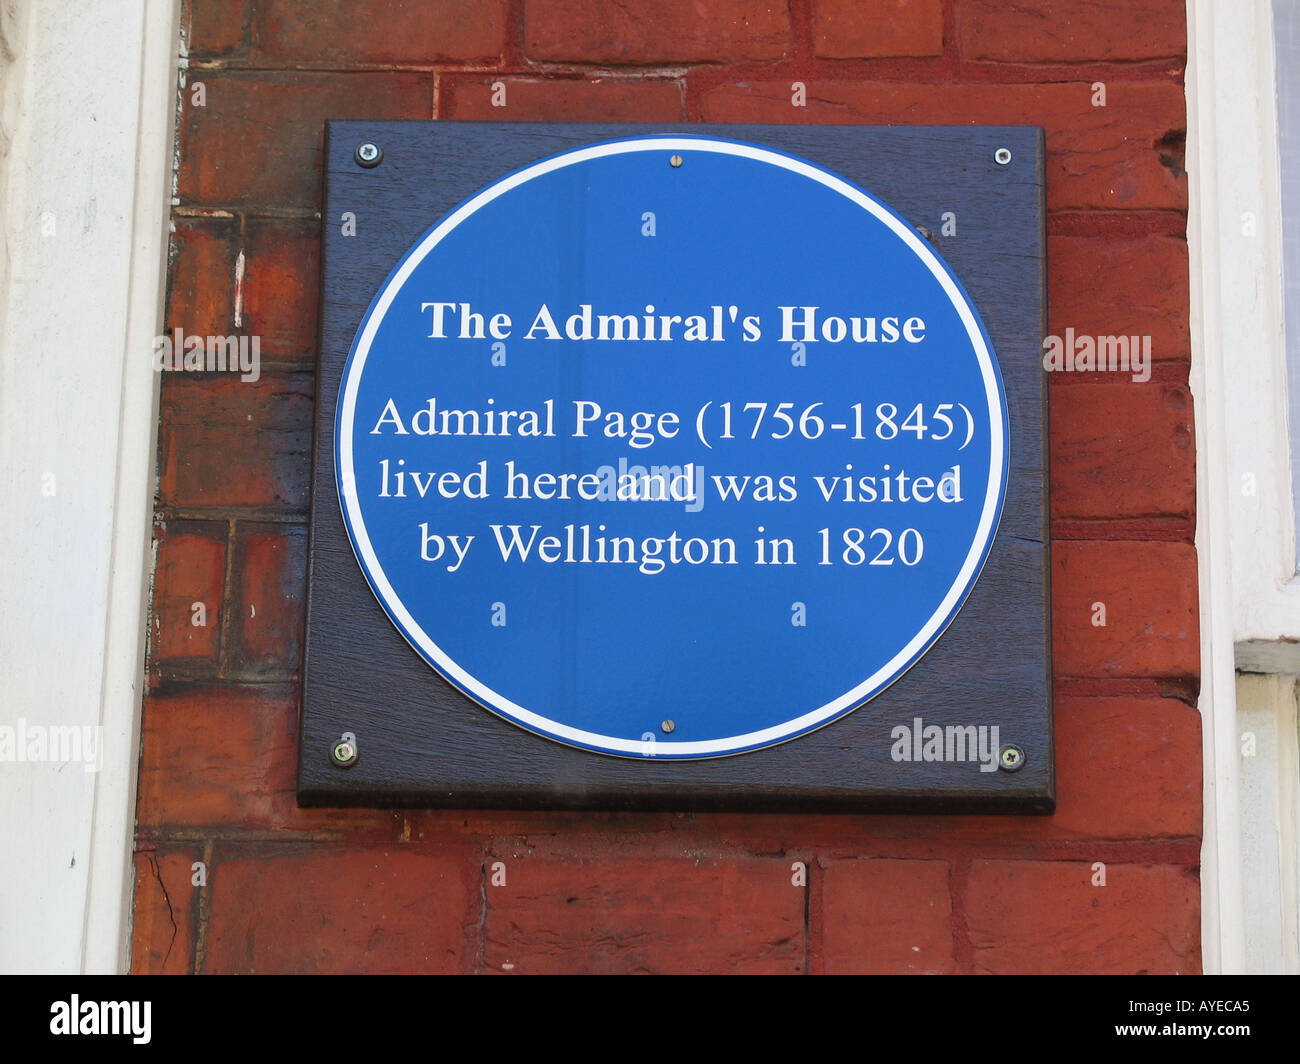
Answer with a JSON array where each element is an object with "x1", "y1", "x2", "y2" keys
[{"x1": 334, "y1": 135, "x2": 1009, "y2": 760}]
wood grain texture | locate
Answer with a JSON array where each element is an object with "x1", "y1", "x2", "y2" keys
[{"x1": 299, "y1": 122, "x2": 1052, "y2": 812}]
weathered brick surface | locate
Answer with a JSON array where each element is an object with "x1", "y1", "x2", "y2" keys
[
  {"x1": 1052, "y1": 541, "x2": 1198, "y2": 679},
  {"x1": 814, "y1": 0, "x2": 944, "y2": 58},
  {"x1": 158, "y1": 373, "x2": 313, "y2": 511},
  {"x1": 441, "y1": 76, "x2": 684, "y2": 121},
  {"x1": 696, "y1": 81, "x2": 1186, "y2": 211},
  {"x1": 138, "y1": 0, "x2": 1199, "y2": 977},
  {"x1": 225, "y1": 524, "x2": 307, "y2": 678},
  {"x1": 257, "y1": 0, "x2": 506, "y2": 64},
  {"x1": 240, "y1": 221, "x2": 319, "y2": 363},
  {"x1": 1047, "y1": 697, "x2": 1200, "y2": 839},
  {"x1": 166, "y1": 220, "x2": 237, "y2": 339},
  {"x1": 525, "y1": 0, "x2": 790, "y2": 63},
  {"x1": 1049, "y1": 234, "x2": 1190, "y2": 362},
  {"x1": 820, "y1": 859, "x2": 953, "y2": 973},
  {"x1": 483, "y1": 857, "x2": 805, "y2": 973},
  {"x1": 958, "y1": 0, "x2": 1186, "y2": 63},
  {"x1": 152, "y1": 521, "x2": 226, "y2": 666},
  {"x1": 187, "y1": 0, "x2": 247, "y2": 57},
  {"x1": 204, "y1": 847, "x2": 474, "y2": 973},
  {"x1": 131, "y1": 847, "x2": 201, "y2": 975},
  {"x1": 967, "y1": 861, "x2": 1199, "y2": 973},
  {"x1": 1050, "y1": 381, "x2": 1194, "y2": 521}
]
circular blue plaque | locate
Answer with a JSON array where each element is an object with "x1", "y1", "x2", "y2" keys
[{"x1": 337, "y1": 135, "x2": 1008, "y2": 759}]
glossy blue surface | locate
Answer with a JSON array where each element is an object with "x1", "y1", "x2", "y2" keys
[{"x1": 335, "y1": 136, "x2": 1008, "y2": 758}]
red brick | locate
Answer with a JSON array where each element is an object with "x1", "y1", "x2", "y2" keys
[
  {"x1": 524, "y1": 0, "x2": 789, "y2": 63},
  {"x1": 406, "y1": 808, "x2": 685, "y2": 843},
  {"x1": 814, "y1": 0, "x2": 944, "y2": 58},
  {"x1": 166, "y1": 221, "x2": 237, "y2": 339},
  {"x1": 696, "y1": 81, "x2": 1186, "y2": 210},
  {"x1": 1052, "y1": 541, "x2": 1198, "y2": 679},
  {"x1": 188, "y1": 0, "x2": 247, "y2": 57},
  {"x1": 1049, "y1": 696, "x2": 1200, "y2": 839},
  {"x1": 137, "y1": 686, "x2": 396, "y2": 835},
  {"x1": 1050, "y1": 235, "x2": 1189, "y2": 363},
  {"x1": 441, "y1": 76, "x2": 684, "y2": 121},
  {"x1": 484, "y1": 857, "x2": 804, "y2": 973},
  {"x1": 959, "y1": 0, "x2": 1185, "y2": 63},
  {"x1": 177, "y1": 73, "x2": 432, "y2": 209},
  {"x1": 226, "y1": 524, "x2": 306, "y2": 679},
  {"x1": 153, "y1": 522, "x2": 226, "y2": 665},
  {"x1": 131, "y1": 847, "x2": 202, "y2": 974},
  {"x1": 820, "y1": 859, "x2": 953, "y2": 973},
  {"x1": 240, "y1": 221, "x2": 319, "y2": 363},
  {"x1": 204, "y1": 847, "x2": 474, "y2": 973},
  {"x1": 158, "y1": 373, "x2": 313, "y2": 511},
  {"x1": 1050, "y1": 382, "x2": 1194, "y2": 521},
  {"x1": 257, "y1": 0, "x2": 505, "y2": 64},
  {"x1": 966, "y1": 861, "x2": 1199, "y2": 973}
]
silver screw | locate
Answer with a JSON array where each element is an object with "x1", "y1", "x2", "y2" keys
[
  {"x1": 998, "y1": 744, "x2": 1025, "y2": 772},
  {"x1": 355, "y1": 142, "x2": 383, "y2": 168},
  {"x1": 661, "y1": 719, "x2": 676, "y2": 733},
  {"x1": 330, "y1": 731, "x2": 359, "y2": 768},
  {"x1": 994, "y1": 147, "x2": 1012, "y2": 166},
  {"x1": 669, "y1": 154, "x2": 683, "y2": 168}
]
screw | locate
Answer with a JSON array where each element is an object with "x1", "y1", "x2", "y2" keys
[
  {"x1": 998, "y1": 744, "x2": 1026, "y2": 772},
  {"x1": 994, "y1": 147, "x2": 1012, "y2": 166},
  {"x1": 661, "y1": 720, "x2": 676, "y2": 733},
  {"x1": 669, "y1": 154, "x2": 683, "y2": 168},
  {"x1": 330, "y1": 731, "x2": 359, "y2": 768},
  {"x1": 355, "y1": 142, "x2": 383, "y2": 168}
]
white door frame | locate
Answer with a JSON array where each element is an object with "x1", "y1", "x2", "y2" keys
[
  {"x1": 0, "y1": 0, "x2": 179, "y2": 973},
  {"x1": 1187, "y1": 0, "x2": 1300, "y2": 973}
]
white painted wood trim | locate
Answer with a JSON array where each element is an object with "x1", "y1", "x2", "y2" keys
[
  {"x1": 0, "y1": 0, "x2": 179, "y2": 973},
  {"x1": 1188, "y1": 0, "x2": 1300, "y2": 975},
  {"x1": 1208, "y1": 0, "x2": 1300, "y2": 673},
  {"x1": 82, "y1": 0, "x2": 182, "y2": 975},
  {"x1": 1236, "y1": 673, "x2": 1300, "y2": 973},
  {"x1": 1186, "y1": 0, "x2": 1252, "y2": 975}
]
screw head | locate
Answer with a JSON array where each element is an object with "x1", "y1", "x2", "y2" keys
[
  {"x1": 998, "y1": 744, "x2": 1026, "y2": 772},
  {"x1": 994, "y1": 147, "x2": 1012, "y2": 166},
  {"x1": 330, "y1": 736, "x2": 359, "y2": 768},
  {"x1": 355, "y1": 141, "x2": 383, "y2": 168},
  {"x1": 661, "y1": 719, "x2": 676, "y2": 733},
  {"x1": 669, "y1": 154, "x2": 683, "y2": 168}
]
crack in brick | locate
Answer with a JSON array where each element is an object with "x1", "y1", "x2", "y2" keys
[{"x1": 146, "y1": 850, "x2": 178, "y2": 972}]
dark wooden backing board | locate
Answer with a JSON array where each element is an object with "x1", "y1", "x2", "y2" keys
[{"x1": 299, "y1": 121, "x2": 1052, "y2": 813}]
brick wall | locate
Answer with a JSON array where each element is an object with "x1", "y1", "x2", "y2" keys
[{"x1": 133, "y1": 0, "x2": 1199, "y2": 974}]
